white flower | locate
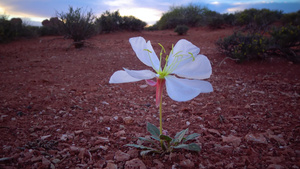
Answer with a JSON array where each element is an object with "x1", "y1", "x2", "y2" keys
[{"x1": 109, "y1": 36, "x2": 213, "y2": 103}]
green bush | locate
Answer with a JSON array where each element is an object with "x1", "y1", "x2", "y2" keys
[
  {"x1": 174, "y1": 25, "x2": 189, "y2": 35},
  {"x1": 57, "y1": 6, "x2": 97, "y2": 48},
  {"x1": 216, "y1": 32, "x2": 269, "y2": 62},
  {"x1": 235, "y1": 8, "x2": 282, "y2": 32},
  {"x1": 222, "y1": 13, "x2": 236, "y2": 26},
  {"x1": 96, "y1": 10, "x2": 123, "y2": 33},
  {"x1": 120, "y1": 16, "x2": 146, "y2": 31},
  {"x1": 96, "y1": 10, "x2": 146, "y2": 33},
  {"x1": 155, "y1": 4, "x2": 207, "y2": 30},
  {"x1": 269, "y1": 25, "x2": 300, "y2": 62},
  {"x1": 281, "y1": 10, "x2": 300, "y2": 26}
]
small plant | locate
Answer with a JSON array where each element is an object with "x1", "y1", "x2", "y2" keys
[
  {"x1": 216, "y1": 32, "x2": 269, "y2": 62},
  {"x1": 126, "y1": 123, "x2": 200, "y2": 155},
  {"x1": 174, "y1": 25, "x2": 189, "y2": 35},
  {"x1": 109, "y1": 37, "x2": 213, "y2": 156},
  {"x1": 269, "y1": 24, "x2": 300, "y2": 62},
  {"x1": 57, "y1": 6, "x2": 96, "y2": 48}
]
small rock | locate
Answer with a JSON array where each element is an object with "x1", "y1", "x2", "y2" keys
[
  {"x1": 78, "y1": 148, "x2": 86, "y2": 161},
  {"x1": 125, "y1": 158, "x2": 146, "y2": 169},
  {"x1": 105, "y1": 162, "x2": 118, "y2": 169},
  {"x1": 267, "y1": 164, "x2": 285, "y2": 169},
  {"x1": 41, "y1": 135, "x2": 51, "y2": 140},
  {"x1": 42, "y1": 157, "x2": 51, "y2": 168},
  {"x1": 153, "y1": 159, "x2": 164, "y2": 168},
  {"x1": 74, "y1": 130, "x2": 83, "y2": 135},
  {"x1": 186, "y1": 121, "x2": 191, "y2": 126},
  {"x1": 94, "y1": 137, "x2": 110, "y2": 145},
  {"x1": 60, "y1": 134, "x2": 68, "y2": 141},
  {"x1": 124, "y1": 116, "x2": 134, "y2": 124},
  {"x1": 207, "y1": 129, "x2": 221, "y2": 136},
  {"x1": 140, "y1": 84, "x2": 148, "y2": 88},
  {"x1": 222, "y1": 135, "x2": 241, "y2": 147},
  {"x1": 114, "y1": 150, "x2": 130, "y2": 162},
  {"x1": 245, "y1": 133, "x2": 267, "y2": 144},
  {"x1": 180, "y1": 159, "x2": 194, "y2": 168},
  {"x1": 225, "y1": 162, "x2": 234, "y2": 169},
  {"x1": 115, "y1": 130, "x2": 126, "y2": 137},
  {"x1": 31, "y1": 156, "x2": 42, "y2": 163}
]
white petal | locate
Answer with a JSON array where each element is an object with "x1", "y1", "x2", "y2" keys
[
  {"x1": 124, "y1": 68, "x2": 156, "y2": 80},
  {"x1": 109, "y1": 70, "x2": 143, "y2": 83},
  {"x1": 172, "y1": 54, "x2": 212, "y2": 79},
  {"x1": 129, "y1": 37, "x2": 160, "y2": 71},
  {"x1": 167, "y1": 39, "x2": 200, "y2": 68},
  {"x1": 165, "y1": 75, "x2": 213, "y2": 102}
]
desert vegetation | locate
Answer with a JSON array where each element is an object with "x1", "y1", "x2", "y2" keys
[
  {"x1": 1, "y1": 5, "x2": 299, "y2": 60},
  {"x1": 1, "y1": 3, "x2": 300, "y2": 169}
]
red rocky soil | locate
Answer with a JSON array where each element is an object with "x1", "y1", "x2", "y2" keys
[{"x1": 0, "y1": 27, "x2": 299, "y2": 169}]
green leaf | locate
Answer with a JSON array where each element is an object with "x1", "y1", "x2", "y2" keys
[
  {"x1": 160, "y1": 134, "x2": 173, "y2": 143},
  {"x1": 151, "y1": 135, "x2": 160, "y2": 141},
  {"x1": 125, "y1": 144, "x2": 154, "y2": 150},
  {"x1": 173, "y1": 143, "x2": 201, "y2": 152},
  {"x1": 173, "y1": 128, "x2": 188, "y2": 143},
  {"x1": 140, "y1": 150, "x2": 156, "y2": 156},
  {"x1": 138, "y1": 137, "x2": 156, "y2": 143},
  {"x1": 183, "y1": 133, "x2": 200, "y2": 143},
  {"x1": 147, "y1": 122, "x2": 160, "y2": 138}
]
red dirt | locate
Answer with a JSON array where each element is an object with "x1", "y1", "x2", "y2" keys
[{"x1": 0, "y1": 27, "x2": 299, "y2": 169}]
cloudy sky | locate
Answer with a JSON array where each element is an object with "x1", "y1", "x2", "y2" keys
[{"x1": 0, "y1": 0, "x2": 300, "y2": 26}]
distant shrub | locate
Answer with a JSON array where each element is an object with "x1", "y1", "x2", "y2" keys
[
  {"x1": 222, "y1": 13, "x2": 236, "y2": 26},
  {"x1": 174, "y1": 25, "x2": 189, "y2": 35},
  {"x1": 216, "y1": 32, "x2": 269, "y2": 62},
  {"x1": 281, "y1": 10, "x2": 300, "y2": 26},
  {"x1": 269, "y1": 25, "x2": 300, "y2": 62},
  {"x1": 206, "y1": 12, "x2": 224, "y2": 29},
  {"x1": 235, "y1": 8, "x2": 282, "y2": 32},
  {"x1": 57, "y1": 6, "x2": 97, "y2": 48},
  {"x1": 121, "y1": 16, "x2": 146, "y2": 31},
  {"x1": 96, "y1": 10, "x2": 123, "y2": 33},
  {"x1": 96, "y1": 10, "x2": 146, "y2": 33},
  {"x1": 156, "y1": 4, "x2": 207, "y2": 30}
]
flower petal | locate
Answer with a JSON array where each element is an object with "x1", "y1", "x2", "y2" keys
[
  {"x1": 109, "y1": 70, "x2": 143, "y2": 83},
  {"x1": 124, "y1": 68, "x2": 156, "y2": 80},
  {"x1": 129, "y1": 37, "x2": 160, "y2": 71},
  {"x1": 172, "y1": 54, "x2": 212, "y2": 79},
  {"x1": 167, "y1": 39, "x2": 200, "y2": 68},
  {"x1": 165, "y1": 75, "x2": 213, "y2": 102}
]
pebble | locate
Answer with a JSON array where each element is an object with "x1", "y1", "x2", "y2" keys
[
  {"x1": 114, "y1": 150, "x2": 130, "y2": 162},
  {"x1": 115, "y1": 130, "x2": 126, "y2": 137},
  {"x1": 124, "y1": 116, "x2": 134, "y2": 124},
  {"x1": 267, "y1": 164, "x2": 284, "y2": 169},
  {"x1": 244, "y1": 133, "x2": 267, "y2": 144},
  {"x1": 207, "y1": 129, "x2": 221, "y2": 136},
  {"x1": 125, "y1": 158, "x2": 146, "y2": 169},
  {"x1": 153, "y1": 159, "x2": 164, "y2": 168},
  {"x1": 105, "y1": 162, "x2": 118, "y2": 169},
  {"x1": 222, "y1": 135, "x2": 241, "y2": 147},
  {"x1": 41, "y1": 135, "x2": 51, "y2": 140},
  {"x1": 180, "y1": 159, "x2": 194, "y2": 168}
]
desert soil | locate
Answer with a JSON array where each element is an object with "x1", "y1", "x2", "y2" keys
[{"x1": 0, "y1": 27, "x2": 299, "y2": 169}]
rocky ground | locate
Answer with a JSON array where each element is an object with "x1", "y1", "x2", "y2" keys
[{"x1": 0, "y1": 27, "x2": 299, "y2": 168}]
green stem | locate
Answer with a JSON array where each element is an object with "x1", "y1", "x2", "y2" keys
[
  {"x1": 159, "y1": 87, "x2": 163, "y2": 148},
  {"x1": 156, "y1": 78, "x2": 165, "y2": 149}
]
